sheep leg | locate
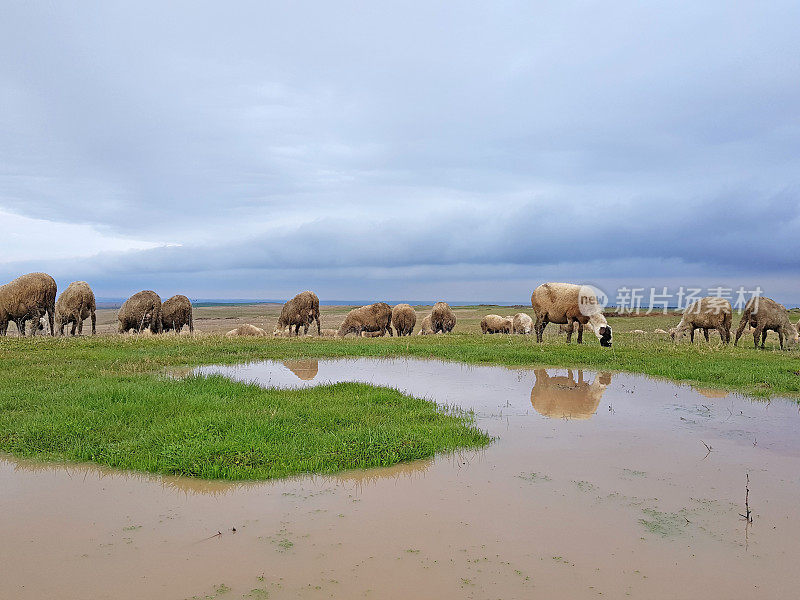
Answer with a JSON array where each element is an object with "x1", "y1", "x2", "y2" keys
[
  {"x1": 716, "y1": 326, "x2": 729, "y2": 344},
  {"x1": 761, "y1": 329, "x2": 768, "y2": 349},
  {"x1": 752, "y1": 326, "x2": 764, "y2": 349},
  {"x1": 387, "y1": 325, "x2": 393, "y2": 337},
  {"x1": 534, "y1": 316, "x2": 545, "y2": 343},
  {"x1": 577, "y1": 322, "x2": 584, "y2": 344},
  {"x1": 565, "y1": 320, "x2": 574, "y2": 343},
  {"x1": 703, "y1": 328, "x2": 710, "y2": 342},
  {"x1": 187, "y1": 313, "x2": 193, "y2": 334},
  {"x1": 778, "y1": 330, "x2": 784, "y2": 350},
  {"x1": 71, "y1": 320, "x2": 77, "y2": 336},
  {"x1": 734, "y1": 315, "x2": 750, "y2": 346},
  {"x1": 17, "y1": 319, "x2": 26, "y2": 337}
]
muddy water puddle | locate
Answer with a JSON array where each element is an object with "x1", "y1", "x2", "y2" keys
[{"x1": 3, "y1": 359, "x2": 800, "y2": 599}]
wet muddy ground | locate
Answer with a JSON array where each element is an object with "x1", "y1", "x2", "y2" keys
[{"x1": 2, "y1": 358, "x2": 800, "y2": 599}]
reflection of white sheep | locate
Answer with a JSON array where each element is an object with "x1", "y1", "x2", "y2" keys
[
  {"x1": 512, "y1": 313, "x2": 533, "y2": 334},
  {"x1": 531, "y1": 283, "x2": 612, "y2": 346},
  {"x1": 530, "y1": 369, "x2": 612, "y2": 419},
  {"x1": 670, "y1": 296, "x2": 732, "y2": 343},
  {"x1": 481, "y1": 314, "x2": 512, "y2": 334}
]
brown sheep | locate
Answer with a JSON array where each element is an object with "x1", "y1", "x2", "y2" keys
[
  {"x1": 337, "y1": 302, "x2": 393, "y2": 337},
  {"x1": 734, "y1": 296, "x2": 799, "y2": 349},
  {"x1": 275, "y1": 291, "x2": 321, "y2": 336},
  {"x1": 0, "y1": 272, "x2": 57, "y2": 336},
  {"x1": 481, "y1": 314, "x2": 512, "y2": 334},
  {"x1": 669, "y1": 296, "x2": 732, "y2": 343},
  {"x1": 161, "y1": 295, "x2": 194, "y2": 333},
  {"x1": 117, "y1": 290, "x2": 162, "y2": 334},
  {"x1": 531, "y1": 283, "x2": 612, "y2": 347},
  {"x1": 431, "y1": 301, "x2": 456, "y2": 334},
  {"x1": 226, "y1": 324, "x2": 267, "y2": 337},
  {"x1": 55, "y1": 281, "x2": 96, "y2": 336},
  {"x1": 391, "y1": 303, "x2": 417, "y2": 336},
  {"x1": 417, "y1": 314, "x2": 434, "y2": 335},
  {"x1": 512, "y1": 313, "x2": 533, "y2": 334}
]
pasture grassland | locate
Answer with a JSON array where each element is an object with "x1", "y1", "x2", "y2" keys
[{"x1": 1, "y1": 307, "x2": 799, "y2": 480}]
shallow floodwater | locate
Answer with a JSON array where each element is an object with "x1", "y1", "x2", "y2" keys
[{"x1": 3, "y1": 359, "x2": 800, "y2": 600}]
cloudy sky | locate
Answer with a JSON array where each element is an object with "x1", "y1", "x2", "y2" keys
[{"x1": 1, "y1": 1, "x2": 799, "y2": 303}]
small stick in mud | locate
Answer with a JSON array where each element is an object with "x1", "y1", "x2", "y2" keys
[
  {"x1": 196, "y1": 530, "x2": 223, "y2": 543},
  {"x1": 739, "y1": 473, "x2": 753, "y2": 523},
  {"x1": 701, "y1": 440, "x2": 712, "y2": 458}
]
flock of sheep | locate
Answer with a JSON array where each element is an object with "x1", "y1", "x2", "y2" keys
[{"x1": 1, "y1": 273, "x2": 798, "y2": 350}]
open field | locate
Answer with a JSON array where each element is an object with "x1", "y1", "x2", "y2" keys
[{"x1": 2, "y1": 302, "x2": 800, "y2": 482}]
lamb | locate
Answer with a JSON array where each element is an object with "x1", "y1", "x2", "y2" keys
[
  {"x1": 117, "y1": 290, "x2": 163, "y2": 334},
  {"x1": 391, "y1": 303, "x2": 417, "y2": 336},
  {"x1": 275, "y1": 291, "x2": 321, "y2": 336},
  {"x1": 319, "y1": 328, "x2": 338, "y2": 337},
  {"x1": 225, "y1": 324, "x2": 267, "y2": 337},
  {"x1": 632, "y1": 329, "x2": 647, "y2": 334},
  {"x1": 481, "y1": 314, "x2": 512, "y2": 334},
  {"x1": 0, "y1": 272, "x2": 57, "y2": 336},
  {"x1": 417, "y1": 314, "x2": 434, "y2": 335},
  {"x1": 734, "y1": 296, "x2": 799, "y2": 349},
  {"x1": 512, "y1": 312, "x2": 533, "y2": 334},
  {"x1": 531, "y1": 282, "x2": 612, "y2": 347},
  {"x1": 160, "y1": 294, "x2": 194, "y2": 334},
  {"x1": 55, "y1": 281, "x2": 96, "y2": 336},
  {"x1": 669, "y1": 296, "x2": 732, "y2": 343},
  {"x1": 654, "y1": 328, "x2": 668, "y2": 334},
  {"x1": 431, "y1": 301, "x2": 456, "y2": 333},
  {"x1": 337, "y1": 302, "x2": 393, "y2": 337}
]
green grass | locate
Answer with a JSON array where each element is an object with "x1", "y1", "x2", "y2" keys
[{"x1": 1, "y1": 322, "x2": 799, "y2": 480}]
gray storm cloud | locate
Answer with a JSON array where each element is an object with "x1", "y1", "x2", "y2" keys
[{"x1": 1, "y1": 1, "x2": 799, "y2": 301}]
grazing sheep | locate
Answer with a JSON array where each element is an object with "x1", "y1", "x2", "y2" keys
[
  {"x1": 275, "y1": 291, "x2": 321, "y2": 336},
  {"x1": 117, "y1": 290, "x2": 163, "y2": 334},
  {"x1": 669, "y1": 296, "x2": 732, "y2": 344},
  {"x1": 337, "y1": 302, "x2": 393, "y2": 337},
  {"x1": 55, "y1": 281, "x2": 96, "y2": 336},
  {"x1": 530, "y1": 369, "x2": 612, "y2": 420},
  {"x1": 0, "y1": 272, "x2": 57, "y2": 336},
  {"x1": 734, "y1": 296, "x2": 799, "y2": 349},
  {"x1": 481, "y1": 314, "x2": 512, "y2": 334},
  {"x1": 431, "y1": 302, "x2": 456, "y2": 334},
  {"x1": 531, "y1": 283, "x2": 612, "y2": 347},
  {"x1": 512, "y1": 313, "x2": 533, "y2": 334},
  {"x1": 160, "y1": 294, "x2": 194, "y2": 334},
  {"x1": 391, "y1": 303, "x2": 417, "y2": 336},
  {"x1": 226, "y1": 324, "x2": 267, "y2": 337},
  {"x1": 417, "y1": 314, "x2": 434, "y2": 335}
]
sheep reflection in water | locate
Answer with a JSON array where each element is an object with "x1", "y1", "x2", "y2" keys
[
  {"x1": 530, "y1": 369, "x2": 611, "y2": 420},
  {"x1": 282, "y1": 359, "x2": 319, "y2": 381}
]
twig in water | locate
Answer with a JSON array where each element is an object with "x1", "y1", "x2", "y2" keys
[
  {"x1": 739, "y1": 474, "x2": 753, "y2": 523},
  {"x1": 195, "y1": 531, "x2": 223, "y2": 543},
  {"x1": 701, "y1": 440, "x2": 713, "y2": 458}
]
